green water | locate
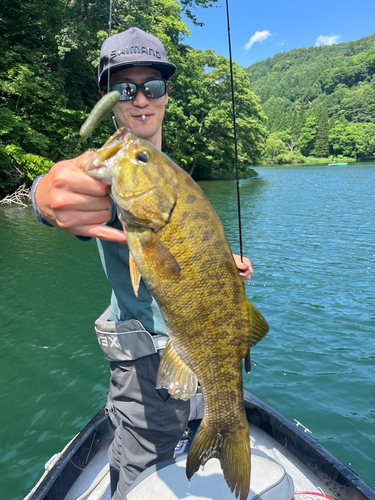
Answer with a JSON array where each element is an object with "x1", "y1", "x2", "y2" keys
[{"x1": 1, "y1": 164, "x2": 374, "y2": 499}]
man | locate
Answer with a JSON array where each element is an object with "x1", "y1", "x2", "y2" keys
[{"x1": 32, "y1": 28, "x2": 253, "y2": 499}]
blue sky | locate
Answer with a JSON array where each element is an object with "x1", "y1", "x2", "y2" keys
[{"x1": 182, "y1": 0, "x2": 375, "y2": 68}]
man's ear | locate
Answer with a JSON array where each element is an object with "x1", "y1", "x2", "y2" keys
[{"x1": 100, "y1": 90, "x2": 106, "y2": 97}]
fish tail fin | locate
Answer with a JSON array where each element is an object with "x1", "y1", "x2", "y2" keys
[{"x1": 186, "y1": 416, "x2": 251, "y2": 500}]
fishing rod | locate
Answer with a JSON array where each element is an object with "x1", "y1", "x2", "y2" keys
[
  {"x1": 225, "y1": 0, "x2": 244, "y2": 263},
  {"x1": 107, "y1": 0, "x2": 113, "y2": 90},
  {"x1": 225, "y1": 0, "x2": 252, "y2": 373},
  {"x1": 107, "y1": 0, "x2": 121, "y2": 131}
]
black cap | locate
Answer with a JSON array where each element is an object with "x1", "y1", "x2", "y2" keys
[{"x1": 98, "y1": 27, "x2": 176, "y2": 89}]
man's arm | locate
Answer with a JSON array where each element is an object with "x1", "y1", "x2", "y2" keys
[
  {"x1": 33, "y1": 152, "x2": 252, "y2": 280},
  {"x1": 34, "y1": 151, "x2": 127, "y2": 243}
]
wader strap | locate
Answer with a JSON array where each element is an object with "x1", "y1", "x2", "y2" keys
[{"x1": 95, "y1": 306, "x2": 168, "y2": 362}]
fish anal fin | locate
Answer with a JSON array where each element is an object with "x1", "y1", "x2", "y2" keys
[
  {"x1": 156, "y1": 340, "x2": 198, "y2": 401},
  {"x1": 186, "y1": 415, "x2": 251, "y2": 500},
  {"x1": 248, "y1": 300, "x2": 269, "y2": 348},
  {"x1": 129, "y1": 253, "x2": 142, "y2": 297}
]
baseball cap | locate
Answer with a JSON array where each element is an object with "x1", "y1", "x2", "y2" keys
[{"x1": 98, "y1": 27, "x2": 176, "y2": 89}]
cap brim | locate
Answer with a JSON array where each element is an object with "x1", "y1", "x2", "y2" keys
[{"x1": 99, "y1": 60, "x2": 176, "y2": 87}]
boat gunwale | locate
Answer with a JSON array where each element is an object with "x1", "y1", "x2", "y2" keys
[
  {"x1": 27, "y1": 390, "x2": 375, "y2": 500},
  {"x1": 243, "y1": 391, "x2": 375, "y2": 500},
  {"x1": 27, "y1": 409, "x2": 113, "y2": 500}
]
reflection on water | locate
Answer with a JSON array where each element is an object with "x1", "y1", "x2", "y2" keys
[{"x1": 1, "y1": 164, "x2": 375, "y2": 498}]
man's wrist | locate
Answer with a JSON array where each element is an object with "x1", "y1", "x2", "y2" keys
[{"x1": 31, "y1": 175, "x2": 54, "y2": 228}]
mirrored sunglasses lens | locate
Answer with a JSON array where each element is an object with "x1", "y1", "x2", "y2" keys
[
  {"x1": 143, "y1": 80, "x2": 166, "y2": 99},
  {"x1": 115, "y1": 83, "x2": 137, "y2": 101},
  {"x1": 112, "y1": 81, "x2": 167, "y2": 101}
]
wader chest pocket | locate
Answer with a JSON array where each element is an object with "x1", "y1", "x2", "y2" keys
[{"x1": 95, "y1": 306, "x2": 167, "y2": 362}]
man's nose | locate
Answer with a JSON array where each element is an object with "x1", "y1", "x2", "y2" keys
[{"x1": 133, "y1": 88, "x2": 149, "y2": 106}]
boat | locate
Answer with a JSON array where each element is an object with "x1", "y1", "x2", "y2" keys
[
  {"x1": 26, "y1": 390, "x2": 375, "y2": 500},
  {"x1": 328, "y1": 163, "x2": 348, "y2": 166}
]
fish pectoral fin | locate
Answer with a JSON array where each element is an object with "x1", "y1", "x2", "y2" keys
[
  {"x1": 156, "y1": 340, "x2": 198, "y2": 401},
  {"x1": 139, "y1": 231, "x2": 181, "y2": 280},
  {"x1": 129, "y1": 253, "x2": 142, "y2": 297},
  {"x1": 248, "y1": 300, "x2": 269, "y2": 348}
]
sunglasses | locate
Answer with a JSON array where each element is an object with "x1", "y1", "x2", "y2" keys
[{"x1": 109, "y1": 80, "x2": 169, "y2": 102}]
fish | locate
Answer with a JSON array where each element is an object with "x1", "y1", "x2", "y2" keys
[{"x1": 85, "y1": 128, "x2": 269, "y2": 500}]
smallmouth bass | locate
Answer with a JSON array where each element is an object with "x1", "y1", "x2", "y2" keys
[{"x1": 85, "y1": 128, "x2": 269, "y2": 500}]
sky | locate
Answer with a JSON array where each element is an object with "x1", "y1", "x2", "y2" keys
[{"x1": 182, "y1": 0, "x2": 375, "y2": 68}]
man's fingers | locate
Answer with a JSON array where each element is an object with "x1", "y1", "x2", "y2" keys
[
  {"x1": 232, "y1": 254, "x2": 253, "y2": 283},
  {"x1": 84, "y1": 225, "x2": 127, "y2": 243},
  {"x1": 54, "y1": 207, "x2": 112, "y2": 229},
  {"x1": 54, "y1": 165, "x2": 111, "y2": 198},
  {"x1": 72, "y1": 151, "x2": 97, "y2": 170},
  {"x1": 51, "y1": 192, "x2": 113, "y2": 213}
]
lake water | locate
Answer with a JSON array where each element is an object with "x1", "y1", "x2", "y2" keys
[{"x1": 1, "y1": 163, "x2": 374, "y2": 499}]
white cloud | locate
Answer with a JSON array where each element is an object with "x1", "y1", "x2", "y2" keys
[
  {"x1": 244, "y1": 30, "x2": 272, "y2": 50},
  {"x1": 315, "y1": 35, "x2": 341, "y2": 47}
]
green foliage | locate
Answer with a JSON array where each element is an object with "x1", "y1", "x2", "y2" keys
[
  {"x1": 321, "y1": 48, "x2": 375, "y2": 94},
  {"x1": 164, "y1": 49, "x2": 267, "y2": 179},
  {"x1": 0, "y1": 144, "x2": 54, "y2": 196},
  {"x1": 329, "y1": 121, "x2": 375, "y2": 160},
  {"x1": 263, "y1": 133, "x2": 306, "y2": 164},
  {"x1": 0, "y1": 0, "x2": 265, "y2": 196},
  {"x1": 315, "y1": 104, "x2": 329, "y2": 157},
  {"x1": 263, "y1": 133, "x2": 288, "y2": 162},
  {"x1": 296, "y1": 117, "x2": 318, "y2": 157},
  {"x1": 248, "y1": 34, "x2": 375, "y2": 163},
  {"x1": 274, "y1": 150, "x2": 306, "y2": 165},
  {"x1": 2, "y1": 145, "x2": 54, "y2": 180}
]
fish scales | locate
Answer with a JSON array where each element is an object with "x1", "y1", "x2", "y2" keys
[{"x1": 85, "y1": 128, "x2": 269, "y2": 500}]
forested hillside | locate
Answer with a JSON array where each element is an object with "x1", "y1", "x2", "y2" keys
[
  {"x1": 248, "y1": 35, "x2": 375, "y2": 164},
  {"x1": 0, "y1": 0, "x2": 267, "y2": 197}
]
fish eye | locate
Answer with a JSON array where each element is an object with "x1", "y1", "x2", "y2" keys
[{"x1": 137, "y1": 151, "x2": 150, "y2": 163}]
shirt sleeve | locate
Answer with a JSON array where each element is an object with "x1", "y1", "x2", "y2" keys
[{"x1": 31, "y1": 175, "x2": 54, "y2": 227}]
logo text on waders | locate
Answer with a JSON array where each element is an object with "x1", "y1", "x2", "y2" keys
[{"x1": 97, "y1": 335, "x2": 120, "y2": 349}]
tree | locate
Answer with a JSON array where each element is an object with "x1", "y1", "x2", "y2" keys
[
  {"x1": 339, "y1": 83, "x2": 375, "y2": 123},
  {"x1": 296, "y1": 116, "x2": 318, "y2": 156},
  {"x1": 246, "y1": 33, "x2": 375, "y2": 163},
  {"x1": 263, "y1": 133, "x2": 288, "y2": 162},
  {"x1": 329, "y1": 121, "x2": 375, "y2": 160},
  {"x1": 315, "y1": 104, "x2": 330, "y2": 157},
  {"x1": 0, "y1": 0, "x2": 235, "y2": 196},
  {"x1": 163, "y1": 49, "x2": 268, "y2": 179}
]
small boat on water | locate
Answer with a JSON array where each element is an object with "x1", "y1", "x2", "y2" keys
[
  {"x1": 328, "y1": 163, "x2": 348, "y2": 166},
  {"x1": 26, "y1": 390, "x2": 375, "y2": 500}
]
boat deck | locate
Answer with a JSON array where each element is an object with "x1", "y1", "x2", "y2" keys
[
  {"x1": 63, "y1": 423, "x2": 331, "y2": 500},
  {"x1": 27, "y1": 392, "x2": 375, "y2": 500}
]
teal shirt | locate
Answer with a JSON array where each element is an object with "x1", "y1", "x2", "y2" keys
[
  {"x1": 31, "y1": 175, "x2": 167, "y2": 335},
  {"x1": 97, "y1": 205, "x2": 167, "y2": 335}
]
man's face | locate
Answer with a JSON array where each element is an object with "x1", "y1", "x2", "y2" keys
[{"x1": 110, "y1": 67, "x2": 168, "y2": 149}]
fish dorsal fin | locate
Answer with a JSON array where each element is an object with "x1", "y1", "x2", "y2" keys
[
  {"x1": 248, "y1": 300, "x2": 269, "y2": 348},
  {"x1": 129, "y1": 253, "x2": 142, "y2": 298},
  {"x1": 156, "y1": 340, "x2": 198, "y2": 401}
]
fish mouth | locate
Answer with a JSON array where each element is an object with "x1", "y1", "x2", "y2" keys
[
  {"x1": 113, "y1": 186, "x2": 154, "y2": 203},
  {"x1": 84, "y1": 128, "x2": 133, "y2": 181}
]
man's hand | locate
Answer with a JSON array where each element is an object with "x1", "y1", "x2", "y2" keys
[
  {"x1": 35, "y1": 151, "x2": 127, "y2": 243},
  {"x1": 233, "y1": 254, "x2": 253, "y2": 284}
]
